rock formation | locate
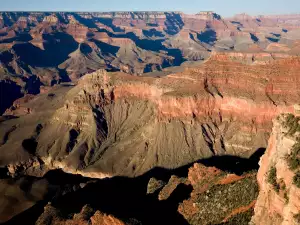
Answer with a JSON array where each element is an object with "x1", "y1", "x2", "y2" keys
[
  {"x1": 251, "y1": 114, "x2": 300, "y2": 225},
  {"x1": 3, "y1": 113, "x2": 300, "y2": 224},
  {"x1": 36, "y1": 204, "x2": 126, "y2": 225},
  {"x1": 1, "y1": 53, "x2": 300, "y2": 179},
  {"x1": 0, "y1": 10, "x2": 300, "y2": 224},
  {"x1": 178, "y1": 163, "x2": 258, "y2": 225},
  {"x1": 0, "y1": 11, "x2": 300, "y2": 113}
]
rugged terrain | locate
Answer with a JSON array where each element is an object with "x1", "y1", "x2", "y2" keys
[
  {"x1": 1, "y1": 54, "x2": 300, "y2": 178},
  {"x1": 1, "y1": 11, "x2": 300, "y2": 114},
  {"x1": 0, "y1": 10, "x2": 300, "y2": 224},
  {"x1": 1, "y1": 154, "x2": 262, "y2": 225},
  {"x1": 251, "y1": 114, "x2": 300, "y2": 225}
]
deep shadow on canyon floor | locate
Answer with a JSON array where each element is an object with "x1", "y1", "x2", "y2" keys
[{"x1": 3, "y1": 148, "x2": 265, "y2": 225}]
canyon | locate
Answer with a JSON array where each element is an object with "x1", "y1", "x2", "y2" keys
[
  {"x1": 1, "y1": 11, "x2": 300, "y2": 114},
  {"x1": 0, "y1": 10, "x2": 300, "y2": 225},
  {"x1": 1, "y1": 55, "x2": 300, "y2": 178}
]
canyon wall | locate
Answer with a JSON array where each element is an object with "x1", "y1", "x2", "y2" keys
[
  {"x1": 251, "y1": 114, "x2": 300, "y2": 225},
  {"x1": 1, "y1": 54, "x2": 300, "y2": 179},
  {"x1": 1, "y1": 11, "x2": 300, "y2": 116}
]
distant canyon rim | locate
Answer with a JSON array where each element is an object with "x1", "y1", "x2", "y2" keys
[
  {"x1": 0, "y1": 11, "x2": 300, "y2": 177},
  {"x1": 0, "y1": 10, "x2": 300, "y2": 225}
]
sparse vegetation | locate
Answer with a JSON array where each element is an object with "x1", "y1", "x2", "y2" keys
[
  {"x1": 281, "y1": 180, "x2": 286, "y2": 190},
  {"x1": 294, "y1": 213, "x2": 300, "y2": 223},
  {"x1": 283, "y1": 114, "x2": 300, "y2": 136},
  {"x1": 293, "y1": 171, "x2": 300, "y2": 188},
  {"x1": 280, "y1": 114, "x2": 300, "y2": 192},
  {"x1": 189, "y1": 177, "x2": 258, "y2": 225},
  {"x1": 286, "y1": 141, "x2": 300, "y2": 171},
  {"x1": 284, "y1": 191, "x2": 289, "y2": 203},
  {"x1": 268, "y1": 166, "x2": 280, "y2": 193},
  {"x1": 282, "y1": 114, "x2": 300, "y2": 190},
  {"x1": 220, "y1": 209, "x2": 254, "y2": 225},
  {"x1": 163, "y1": 90, "x2": 197, "y2": 97},
  {"x1": 158, "y1": 176, "x2": 188, "y2": 200},
  {"x1": 279, "y1": 179, "x2": 290, "y2": 203},
  {"x1": 147, "y1": 177, "x2": 166, "y2": 194}
]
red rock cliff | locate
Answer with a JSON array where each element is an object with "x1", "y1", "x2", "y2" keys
[{"x1": 251, "y1": 114, "x2": 300, "y2": 225}]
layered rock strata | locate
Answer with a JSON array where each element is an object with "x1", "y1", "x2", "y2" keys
[{"x1": 1, "y1": 55, "x2": 300, "y2": 178}]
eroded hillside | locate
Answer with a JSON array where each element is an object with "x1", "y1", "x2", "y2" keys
[
  {"x1": 0, "y1": 11, "x2": 300, "y2": 225},
  {"x1": 1, "y1": 11, "x2": 300, "y2": 114},
  {"x1": 1, "y1": 54, "x2": 300, "y2": 178}
]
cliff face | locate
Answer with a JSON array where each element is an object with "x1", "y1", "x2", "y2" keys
[
  {"x1": 1, "y1": 54, "x2": 300, "y2": 178},
  {"x1": 0, "y1": 11, "x2": 300, "y2": 115},
  {"x1": 251, "y1": 114, "x2": 300, "y2": 225}
]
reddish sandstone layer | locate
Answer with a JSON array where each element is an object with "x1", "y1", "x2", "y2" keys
[
  {"x1": 2, "y1": 55, "x2": 300, "y2": 178},
  {"x1": 66, "y1": 24, "x2": 89, "y2": 43},
  {"x1": 112, "y1": 54, "x2": 300, "y2": 123}
]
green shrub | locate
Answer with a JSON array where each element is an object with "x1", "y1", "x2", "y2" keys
[
  {"x1": 288, "y1": 157, "x2": 300, "y2": 171},
  {"x1": 283, "y1": 114, "x2": 300, "y2": 170},
  {"x1": 286, "y1": 114, "x2": 295, "y2": 123},
  {"x1": 294, "y1": 213, "x2": 300, "y2": 223},
  {"x1": 268, "y1": 167, "x2": 280, "y2": 192},
  {"x1": 284, "y1": 191, "x2": 289, "y2": 204},
  {"x1": 190, "y1": 177, "x2": 258, "y2": 225},
  {"x1": 147, "y1": 178, "x2": 166, "y2": 194},
  {"x1": 281, "y1": 181, "x2": 286, "y2": 190},
  {"x1": 293, "y1": 172, "x2": 300, "y2": 188},
  {"x1": 288, "y1": 120, "x2": 300, "y2": 136},
  {"x1": 287, "y1": 142, "x2": 300, "y2": 170},
  {"x1": 282, "y1": 114, "x2": 300, "y2": 136}
]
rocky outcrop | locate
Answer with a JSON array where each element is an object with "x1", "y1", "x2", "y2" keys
[
  {"x1": 0, "y1": 11, "x2": 300, "y2": 117},
  {"x1": 0, "y1": 9, "x2": 299, "y2": 180},
  {"x1": 36, "y1": 204, "x2": 126, "y2": 225},
  {"x1": 58, "y1": 43, "x2": 106, "y2": 80},
  {"x1": 251, "y1": 114, "x2": 300, "y2": 225},
  {"x1": 66, "y1": 24, "x2": 89, "y2": 43},
  {"x1": 0, "y1": 10, "x2": 300, "y2": 225},
  {"x1": 1, "y1": 54, "x2": 299, "y2": 178},
  {"x1": 43, "y1": 14, "x2": 59, "y2": 24},
  {"x1": 178, "y1": 163, "x2": 258, "y2": 225}
]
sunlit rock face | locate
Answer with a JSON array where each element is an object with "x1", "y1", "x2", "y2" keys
[
  {"x1": 0, "y1": 11, "x2": 300, "y2": 108},
  {"x1": 1, "y1": 9, "x2": 300, "y2": 225},
  {"x1": 0, "y1": 10, "x2": 300, "y2": 179},
  {"x1": 1, "y1": 53, "x2": 300, "y2": 179},
  {"x1": 251, "y1": 115, "x2": 300, "y2": 225}
]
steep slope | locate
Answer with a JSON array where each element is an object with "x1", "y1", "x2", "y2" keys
[
  {"x1": 58, "y1": 43, "x2": 106, "y2": 79},
  {"x1": 1, "y1": 11, "x2": 300, "y2": 116},
  {"x1": 1, "y1": 54, "x2": 300, "y2": 179},
  {"x1": 251, "y1": 114, "x2": 300, "y2": 225}
]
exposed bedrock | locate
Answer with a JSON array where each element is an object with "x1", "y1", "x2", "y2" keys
[
  {"x1": 0, "y1": 55, "x2": 300, "y2": 178},
  {"x1": 251, "y1": 114, "x2": 300, "y2": 225},
  {"x1": 1, "y1": 11, "x2": 300, "y2": 117}
]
